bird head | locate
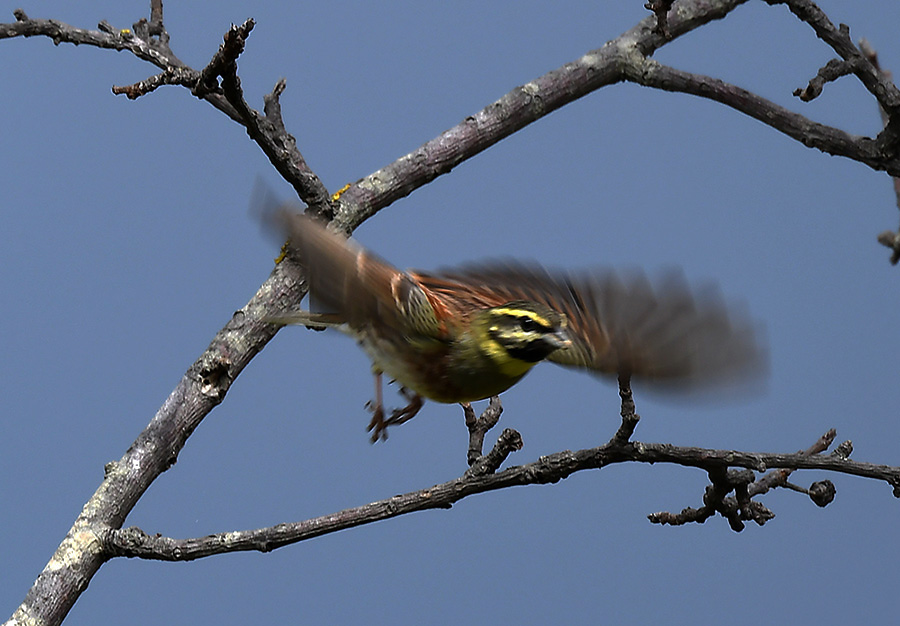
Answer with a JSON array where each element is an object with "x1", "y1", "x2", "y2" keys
[{"x1": 482, "y1": 301, "x2": 572, "y2": 363}]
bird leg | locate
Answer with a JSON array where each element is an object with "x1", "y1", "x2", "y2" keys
[
  {"x1": 366, "y1": 374, "x2": 424, "y2": 442},
  {"x1": 365, "y1": 371, "x2": 387, "y2": 442}
]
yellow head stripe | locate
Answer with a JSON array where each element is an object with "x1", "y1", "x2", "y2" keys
[{"x1": 489, "y1": 307, "x2": 554, "y2": 328}]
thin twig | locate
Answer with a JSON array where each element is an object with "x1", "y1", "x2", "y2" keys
[
  {"x1": 611, "y1": 375, "x2": 640, "y2": 444},
  {"x1": 464, "y1": 397, "x2": 504, "y2": 468}
]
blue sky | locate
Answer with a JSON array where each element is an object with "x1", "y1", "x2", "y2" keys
[{"x1": 2, "y1": 2, "x2": 899, "y2": 624}]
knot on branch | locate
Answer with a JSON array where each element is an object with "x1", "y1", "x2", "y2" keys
[{"x1": 198, "y1": 355, "x2": 232, "y2": 400}]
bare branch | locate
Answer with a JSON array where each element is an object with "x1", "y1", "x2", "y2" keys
[
  {"x1": 1, "y1": 10, "x2": 170, "y2": 63},
  {"x1": 210, "y1": 24, "x2": 333, "y2": 215},
  {"x1": 794, "y1": 58, "x2": 857, "y2": 101},
  {"x1": 651, "y1": 429, "x2": 846, "y2": 528},
  {"x1": 103, "y1": 428, "x2": 900, "y2": 560},
  {"x1": 464, "y1": 397, "x2": 504, "y2": 467},
  {"x1": 749, "y1": 428, "x2": 836, "y2": 497},
  {"x1": 466, "y1": 428, "x2": 524, "y2": 477},
  {"x1": 112, "y1": 66, "x2": 197, "y2": 99},
  {"x1": 765, "y1": 1, "x2": 900, "y2": 180},
  {"x1": 765, "y1": 0, "x2": 900, "y2": 113},
  {"x1": 611, "y1": 375, "x2": 640, "y2": 444},
  {"x1": 329, "y1": 1, "x2": 900, "y2": 231},
  {"x1": 5, "y1": 1, "x2": 900, "y2": 623},
  {"x1": 329, "y1": 1, "x2": 760, "y2": 230},
  {"x1": 859, "y1": 39, "x2": 900, "y2": 264},
  {"x1": 3, "y1": 9, "x2": 331, "y2": 212},
  {"x1": 649, "y1": 475, "x2": 776, "y2": 529},
  {"x1": 193, "y1": 18, "x2": 254, "y2": 97},
  {"x1": 632, "y1": 61, "x2": 893, "y2": 172},
  {"x1": 9, "y1": 1, "x2": 900, "y2": 229}
]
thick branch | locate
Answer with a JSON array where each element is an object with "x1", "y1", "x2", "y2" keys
[
  {"x1": 6, "y1": 259, "x2": 304, "y2": 626},
  {"x1": 9, "y1": 1, "x2": 900, "y2": 228},
  {"x1": 329, "y1": 0, "x2": 756, "y2": 231},
  {"x1": 329, "y1": 0, "x2": 900, "y2": 230}
]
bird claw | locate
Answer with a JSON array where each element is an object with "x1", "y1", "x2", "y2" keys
[
  {"x1": 366, "y1": 404, "x2": 388, "y2": 443},
  {"x1": 366, "y1": 388, "x2": 424, "y2": 443}
]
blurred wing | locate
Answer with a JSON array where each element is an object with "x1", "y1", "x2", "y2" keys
[
  {"x1": 271, "y1": 210, "x2": 441, "y2": 337},
  {"x1": 415, "y1": 262, "x2": 766, "y2": 388}
]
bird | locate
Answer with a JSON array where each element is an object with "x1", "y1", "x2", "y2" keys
[{"x1": 264, "y1": 210, "x2": 765, "y2": 442}]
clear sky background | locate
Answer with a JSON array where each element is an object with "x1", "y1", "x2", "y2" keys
[{"x1": 2, "y1": 2, "x2": 899, "y2": 624}]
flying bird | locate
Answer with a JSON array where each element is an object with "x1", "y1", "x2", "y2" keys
[{"x1": 265, "y1": 211, "x2": 765, "y2": 442}]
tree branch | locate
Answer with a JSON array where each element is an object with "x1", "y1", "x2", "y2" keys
[
  {"x1": 765, "y1": 0, "x2": 900, "y2": 114},
  {"x1": 329, "y1": 0, "x2": 900, "y2": 231},
  {"x1": 102, "y1": 425, "x2": 899, "y2": 561},
  {"x1": 630, "y1": 60, "x2": 890, "y2": 168},
  {"x1": 858, "y1": 39, "x2": 900, "y2": 264},
  {"x1": 5, "y1": 1, "x2": 900, "y2": 624},
  {"x1": 463, "y1": 396, "x2": 505, "y2": 467},
  {"x1": 210, "y1": 22, "x2": 334, "y2": 217},
  {"x1": 3, "y1": 7, "x2": 332, "y2": 212},
  {"x1": 8, "y1": 0, "x2": 900, "y2": 230}
]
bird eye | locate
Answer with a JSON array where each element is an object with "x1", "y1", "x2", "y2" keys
[{"x1": 519, "y1": 317, "x2": 540, "y2": 332}]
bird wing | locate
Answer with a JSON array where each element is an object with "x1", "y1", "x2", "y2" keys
[
  {"x1": 273, "y1": 211, "x2": 444, "y2": 339},
  {"x1": 272, "y1": 212, "x2": 764, "y2": 388},
  {"x1": 414, "y1": 262, "x2": 765, "y2": 387}
]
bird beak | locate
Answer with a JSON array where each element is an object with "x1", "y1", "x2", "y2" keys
[{"x1": 547, "y1": 328, "x2": 572, "y2": 351}]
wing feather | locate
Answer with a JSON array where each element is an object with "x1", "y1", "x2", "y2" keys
[
  {"x1": 274, "y1": 211, "x2": 432, "y2": 335},
  {"x1": 415, "y1": 261, "x2": 765, "y2": 387},
  {"x1": 271, "y1": 211, "x2": 764, "y2": 389}
]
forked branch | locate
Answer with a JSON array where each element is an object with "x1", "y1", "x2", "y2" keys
[
  {"x1": 102, "y1": 388, "x2": 898, "y2": 562},
  {"x1": 4, "y1": 1, "x2": 900, "y2": 625}
]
